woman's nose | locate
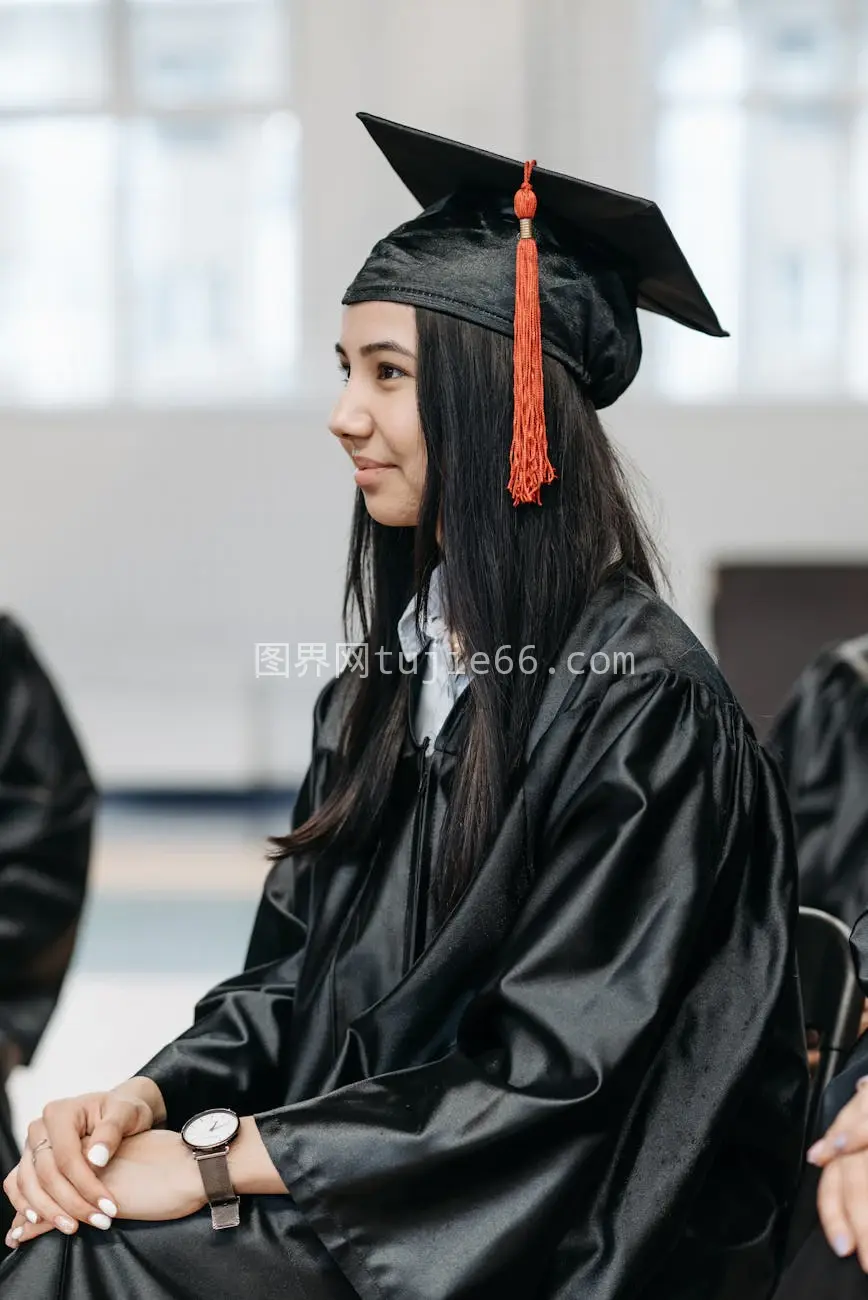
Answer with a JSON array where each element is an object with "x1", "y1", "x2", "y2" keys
[{"x1": 328, "y1": 388, "x2": 374, "y2": 442}]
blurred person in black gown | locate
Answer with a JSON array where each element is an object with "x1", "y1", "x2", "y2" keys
[
  {"x1": 0, "y1": 615, "x2": 96, "y2": 1247},
  {"x1": 0, "y1": 115, "x2": 808, "y2": 1300},
  {"x1": 767, "y1": 636, "x2": 868, "y2": 1299},
  {"x1": 769, "y1": 634, "x2": 868, "y2": 1076},
  {"x1": 768, "y1": 634, "x2": 868, "y2": 927}
]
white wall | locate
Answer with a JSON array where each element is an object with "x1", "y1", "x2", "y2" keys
[{"x1": 2, "y1": 0, "x2": 867, "y2": 787}]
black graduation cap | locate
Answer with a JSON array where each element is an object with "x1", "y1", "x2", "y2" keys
[{"x1": 344, "y1": 112, "x2": 727, "y2": 505}]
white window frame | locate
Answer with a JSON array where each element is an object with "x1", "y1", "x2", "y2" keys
[
  {"x1": 651, "y1": 0, "x2": 868, "y2": 402},
  {"x1": 0, "y1": 0, "x2": 298, "y2": 411}
]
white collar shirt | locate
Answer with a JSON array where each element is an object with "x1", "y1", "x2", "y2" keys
[{"x1": 396, "y1": 563, "x2": 469, "y2": 754}]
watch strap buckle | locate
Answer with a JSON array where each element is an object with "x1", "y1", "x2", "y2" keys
[{"x1": 209, "y1": 1197, "x2": 241, "y2": 1230}]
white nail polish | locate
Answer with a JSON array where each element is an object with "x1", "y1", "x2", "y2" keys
[
  {"x1": 98, "y1": 1198, "x2": 117, "y2": 1218},
  {"x1": 10, "y1": 1227, "x2": 23, "y2": 1241},
  {"x1": 89, "y1": 1213, "x2": 112, "y2": 1231},
  {"x1": 24, "y1": 1209, "x2": 38, "y2": 1225},
  {"x1": 87, "y1": 1144, "x2": 109, "y2": 1168}
]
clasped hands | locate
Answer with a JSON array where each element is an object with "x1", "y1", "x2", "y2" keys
[{"x1": 2, "y1": 1079, "x2": 205, "y2": 1251}]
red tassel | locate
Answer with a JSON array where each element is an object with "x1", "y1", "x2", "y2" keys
[{"x1": 507, "y1": 159, "x2": 556, "y2": 507}]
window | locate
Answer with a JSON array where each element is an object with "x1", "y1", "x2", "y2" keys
[
  {"x1": 0, "y1": 0, "x2": 299, "y2": 407},
  {"x1": 653, "y1": 0, "x2": 868, "y2": 400}
]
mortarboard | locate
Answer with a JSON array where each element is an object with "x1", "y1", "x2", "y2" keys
[{"x1": 344, "y1": 112, "x2": 727, "y2": 507}]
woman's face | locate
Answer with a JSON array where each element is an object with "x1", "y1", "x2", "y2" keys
[{"x1": 330, "y1": 302, "x2": 427, "y2": 527}]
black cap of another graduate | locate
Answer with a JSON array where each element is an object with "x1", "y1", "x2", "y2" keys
[{"x1": 344, "y1": 113, "x2": 726, "y2": 506}]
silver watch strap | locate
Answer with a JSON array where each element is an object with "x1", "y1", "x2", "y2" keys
[{"x1": 195, "y1": 1149, "x2": 240, "y2": 1230}]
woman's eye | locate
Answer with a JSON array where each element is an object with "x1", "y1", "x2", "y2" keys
[
  {"x1": 338, "y1": 365, "x2": 350, "y2": 385},
  {"x1": 378, "y1": 363, "x2": 406, "y2": 381}
]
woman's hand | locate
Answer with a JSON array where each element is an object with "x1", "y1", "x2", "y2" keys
[
  {"x1": 807, "y1": 1071, "x2": 868, "y2": 1267},
  {"x1": 815, "y1": 1151, "x2": 868, "y2": 1269},
  {"x1": 3, "y1": 1077, "x2": 166, "y2": 1246},
  {"x1": 6, "y1": 1130, "x2": 205, "y2": 1248},
  {"x1": 5, "y1": 1111, "x2": 288, "y2": 1251}
]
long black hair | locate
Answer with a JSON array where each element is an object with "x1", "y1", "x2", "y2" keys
[{"x1": 269, "y1": 307, "x2": 663, "y2": 922}]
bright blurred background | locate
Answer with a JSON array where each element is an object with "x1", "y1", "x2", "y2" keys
[{"x1": 2, "y1": 0, "x2": 867, "y2": 1136}]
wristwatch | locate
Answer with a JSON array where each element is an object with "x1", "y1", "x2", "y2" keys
[{"x1": 181, "y1": 1108, "x2": 241, "y2": 1230}]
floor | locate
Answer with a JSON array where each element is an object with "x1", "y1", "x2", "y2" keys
[{"x1": 7, "y1": 801, "x2": 289, "y2": 1145}]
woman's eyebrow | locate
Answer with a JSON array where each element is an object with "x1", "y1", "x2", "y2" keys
[{"x1": 334, "y1": 340, "x2": 416, "y2": 360}]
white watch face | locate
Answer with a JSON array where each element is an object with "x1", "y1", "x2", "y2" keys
[{"x1": 182, "y1": 1109, "x2": 239, "y2": 1151}]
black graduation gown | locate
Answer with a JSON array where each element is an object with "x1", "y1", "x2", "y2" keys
[
  {"x1": 0, "y1": 574, "x2": 808, "y2": 1299},
  {"x1": 767, "y1": 636, "x2": 868, "y2": 928},
  {"x1": 0, "y1": 615, "x2": 96, "y2": 1238}
]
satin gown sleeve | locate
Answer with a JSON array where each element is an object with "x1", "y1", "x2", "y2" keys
[
  {"x1": 251, "y1": 672, "x2": 807, "y2": 1300},
  {"x1": 0, "y1": 615, "x2": 96, "y2": 1065},
  {"x1": 136, "y1": 676, "x2": 342, "y2": 1123},
  {"x1": 767, "y1": 648, "x2": 868, "y2": 928}
]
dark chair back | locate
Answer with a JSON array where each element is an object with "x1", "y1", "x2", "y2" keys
[{"x1": 797, "y1": 906, "x2": 865, "y2": 1144}]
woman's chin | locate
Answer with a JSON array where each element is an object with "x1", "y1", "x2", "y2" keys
[{"x1": 361, "y1": 498, "x2": 420, "y2": 528}]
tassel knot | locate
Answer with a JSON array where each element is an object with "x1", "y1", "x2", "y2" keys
[{"x1": 514, "y1": 162, "x2": 538, "y2": 221}]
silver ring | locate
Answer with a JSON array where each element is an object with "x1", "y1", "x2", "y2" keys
[{"x1": 30, "y1": 1138, "x2": 52, "y2": 1163}]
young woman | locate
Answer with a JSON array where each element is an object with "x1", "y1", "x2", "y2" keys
[{"x1": 0, "y1": 115, "x2": 808, "y2": 1300}]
